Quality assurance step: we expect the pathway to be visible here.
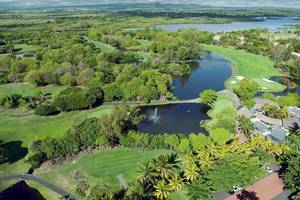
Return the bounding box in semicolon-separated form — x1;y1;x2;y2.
104;89;238;106
0;174;79;200
104;98;201;106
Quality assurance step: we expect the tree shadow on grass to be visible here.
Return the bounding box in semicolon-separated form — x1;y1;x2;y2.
0;140;28;164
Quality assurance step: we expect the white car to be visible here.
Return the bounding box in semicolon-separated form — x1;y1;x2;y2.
233;185;242;192
264;166;273;173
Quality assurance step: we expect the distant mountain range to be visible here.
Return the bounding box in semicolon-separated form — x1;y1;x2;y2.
0;0;300;10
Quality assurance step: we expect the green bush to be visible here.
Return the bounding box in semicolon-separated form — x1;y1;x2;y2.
209;128;232;145
277;93;300;107
34;104;60;116
262;93;276;101
53;89;91;112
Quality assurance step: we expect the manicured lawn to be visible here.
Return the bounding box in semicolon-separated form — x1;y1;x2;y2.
84;36;116;53
202;44;286;92
208;94;236;118
0;105;113;176
39;148;172;198
205;93;237;135
0;82;65;96
14;44;38;53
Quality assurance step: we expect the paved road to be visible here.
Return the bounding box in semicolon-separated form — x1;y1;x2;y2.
0;174;79;200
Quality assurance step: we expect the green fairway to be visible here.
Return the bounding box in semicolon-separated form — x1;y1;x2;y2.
84;37;116;53
0;82;65;96
0;105;113;176
38;148;172;197
14;44;38;53
202;44;286;92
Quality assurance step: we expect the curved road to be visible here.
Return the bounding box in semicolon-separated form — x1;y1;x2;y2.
0;174;79;200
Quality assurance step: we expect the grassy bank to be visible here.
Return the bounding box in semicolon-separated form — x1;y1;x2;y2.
38;148;172;199
202;44;286;92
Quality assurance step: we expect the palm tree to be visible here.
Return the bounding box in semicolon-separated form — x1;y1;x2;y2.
184;163;200;182
137;161;152;182
167;174;183;192
182;152;196;167
154;180;170;200
198;153;214;171
151;153;180;180
127;181;146;200
238;116;254;138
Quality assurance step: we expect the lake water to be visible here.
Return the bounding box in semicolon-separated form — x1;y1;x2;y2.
137;51;232;134
158;17;300;32
173;51;231;100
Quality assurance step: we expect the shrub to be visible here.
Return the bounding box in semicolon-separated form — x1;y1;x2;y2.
3;94;22;108
199;89;217;106
34;104;60;116
277;93;300;107
0;93;6;106
53;89;91;111
234;79;259;101
209;128;232;145
243;98;255;109
96;135;110;147
178;138;190;152
148;135;166;149
262;93;276;101
189;133;208;150
164;134;180;150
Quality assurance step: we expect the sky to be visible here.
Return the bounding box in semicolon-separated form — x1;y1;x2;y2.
0;0;300;9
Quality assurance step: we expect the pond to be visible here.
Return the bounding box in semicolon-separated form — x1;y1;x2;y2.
137;51;232;134
157;17;300;32
173;51;231;100
137;104;210;135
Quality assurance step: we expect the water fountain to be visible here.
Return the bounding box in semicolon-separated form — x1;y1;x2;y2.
149;107;160;123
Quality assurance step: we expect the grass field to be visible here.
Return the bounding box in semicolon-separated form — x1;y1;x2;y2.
14;44;38;53
38;148;172;199
0;105;113;176
0;82;65;96
202;44;286;92
205;93;237;134
84;36;116;53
